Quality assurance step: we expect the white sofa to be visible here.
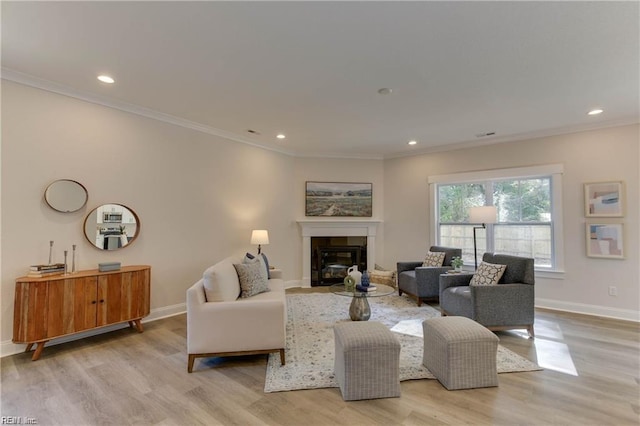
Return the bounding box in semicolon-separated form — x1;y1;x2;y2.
186;255;286;373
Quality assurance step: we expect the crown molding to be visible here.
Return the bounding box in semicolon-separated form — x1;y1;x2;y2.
1;68;298;157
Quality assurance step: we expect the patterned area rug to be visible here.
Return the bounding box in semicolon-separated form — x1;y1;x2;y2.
264;293;541;393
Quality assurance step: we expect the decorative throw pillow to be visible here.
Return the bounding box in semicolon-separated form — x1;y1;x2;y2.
244;252;271;279
234;260;270;298
203;257;241;302
423;251;446;267
370;269;397;287
469;262;507;286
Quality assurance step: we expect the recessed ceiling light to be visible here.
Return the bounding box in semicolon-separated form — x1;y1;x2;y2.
276;134;286;139
377;88;392;95
408;140;417;145
97;75;115;84
587;108;603;115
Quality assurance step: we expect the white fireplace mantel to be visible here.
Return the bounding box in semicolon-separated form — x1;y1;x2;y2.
297;219;382;287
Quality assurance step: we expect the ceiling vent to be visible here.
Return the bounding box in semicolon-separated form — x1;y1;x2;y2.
475;132;496;138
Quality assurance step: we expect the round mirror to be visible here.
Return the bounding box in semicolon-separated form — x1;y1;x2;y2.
44;179;88;213
83;204;140;250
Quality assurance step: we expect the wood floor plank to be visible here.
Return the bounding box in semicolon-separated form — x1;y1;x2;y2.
1;289;638;425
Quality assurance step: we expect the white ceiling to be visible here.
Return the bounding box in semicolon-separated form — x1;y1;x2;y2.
2;1;639;159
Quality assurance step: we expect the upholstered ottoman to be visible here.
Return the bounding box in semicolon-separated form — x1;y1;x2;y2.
333;321;401;401
422;316;499;390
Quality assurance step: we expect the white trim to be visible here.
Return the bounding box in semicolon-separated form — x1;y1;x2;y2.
536;298;640;322
428;163;564;184
0;302;186;358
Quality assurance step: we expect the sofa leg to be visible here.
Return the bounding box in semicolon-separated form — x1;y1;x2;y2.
188;354;196;373
279;349;286;366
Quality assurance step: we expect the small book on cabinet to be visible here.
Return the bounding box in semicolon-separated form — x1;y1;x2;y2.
29;263;65;271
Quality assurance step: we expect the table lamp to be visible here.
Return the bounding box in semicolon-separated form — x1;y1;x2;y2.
469;206;497;269
251;230;269;254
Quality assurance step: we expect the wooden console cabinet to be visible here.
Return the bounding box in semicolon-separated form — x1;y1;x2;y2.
13;265;151;360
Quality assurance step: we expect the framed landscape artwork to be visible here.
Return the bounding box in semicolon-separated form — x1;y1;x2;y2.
586;223;624;259
584;181;624;217
305;182;372;217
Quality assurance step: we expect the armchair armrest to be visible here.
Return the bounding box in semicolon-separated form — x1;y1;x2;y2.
397;261;423;275
470;283;535;326
439;273;474;293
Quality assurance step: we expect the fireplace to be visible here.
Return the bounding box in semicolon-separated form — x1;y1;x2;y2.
297;220;381;288
311;236;367;286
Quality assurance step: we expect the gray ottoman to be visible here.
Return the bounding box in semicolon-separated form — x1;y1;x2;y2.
422;316;499;390
334;321;401;401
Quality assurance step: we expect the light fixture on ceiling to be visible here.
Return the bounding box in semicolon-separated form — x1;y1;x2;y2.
408;140;417;145
587;108;603;115
97;75;115;84
377;88;392;95
276;134;286;139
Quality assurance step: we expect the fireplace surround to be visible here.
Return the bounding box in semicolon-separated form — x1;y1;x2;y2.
297;220;381;288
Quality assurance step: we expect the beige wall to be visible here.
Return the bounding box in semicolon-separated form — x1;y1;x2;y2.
2;80;638;356
383;125;640;319
0;81;299;350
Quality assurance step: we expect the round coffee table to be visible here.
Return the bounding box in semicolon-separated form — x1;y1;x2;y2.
330;283;395;321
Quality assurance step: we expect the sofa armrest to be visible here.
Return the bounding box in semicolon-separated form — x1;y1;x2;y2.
397;261;423;275
439;273;474;293
269;268;282;279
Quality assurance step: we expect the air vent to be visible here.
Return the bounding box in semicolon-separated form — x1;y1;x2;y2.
247;129;261;135
475;132;496;138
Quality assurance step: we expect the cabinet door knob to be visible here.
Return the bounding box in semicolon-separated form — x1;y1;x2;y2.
91;300;97;304
99;299;105;303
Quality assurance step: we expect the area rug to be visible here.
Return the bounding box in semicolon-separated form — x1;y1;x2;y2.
264;293;541;393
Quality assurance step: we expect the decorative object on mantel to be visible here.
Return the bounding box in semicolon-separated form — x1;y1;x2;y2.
584;181;624;217
250;229;269;254
44;179;88;213
63;250;68;275
71;244;77;273
305;181;372;217
99;262;122;272
48;240;54;265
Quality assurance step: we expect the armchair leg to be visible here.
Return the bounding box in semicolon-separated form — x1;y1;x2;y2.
398;288;403;296
188;354;196;373
527;324;535;339
279;349;286;365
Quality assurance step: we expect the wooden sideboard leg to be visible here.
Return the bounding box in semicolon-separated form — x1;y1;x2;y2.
25;343;34;353
31;342;47;361
133;319;144;333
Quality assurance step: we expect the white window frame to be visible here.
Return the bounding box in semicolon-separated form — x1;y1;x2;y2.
428;164;565;279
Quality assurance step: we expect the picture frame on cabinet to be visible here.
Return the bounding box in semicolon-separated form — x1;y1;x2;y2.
586;222;625;259
584;181;624;217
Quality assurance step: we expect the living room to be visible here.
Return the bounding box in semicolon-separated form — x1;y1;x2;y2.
1;1;639;425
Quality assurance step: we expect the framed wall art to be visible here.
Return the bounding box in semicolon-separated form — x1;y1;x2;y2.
586;223;624;259
584;181;624;217
305;181;372;217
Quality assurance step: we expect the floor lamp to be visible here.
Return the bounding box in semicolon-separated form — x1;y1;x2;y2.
469;206;497;270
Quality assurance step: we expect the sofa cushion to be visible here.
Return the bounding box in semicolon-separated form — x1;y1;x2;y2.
245;252;271;279
203;257;241;302
234;260;270;298
423;251;445;267
470;262;507;286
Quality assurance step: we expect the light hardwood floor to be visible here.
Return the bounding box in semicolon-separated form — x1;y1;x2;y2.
2;288;639;426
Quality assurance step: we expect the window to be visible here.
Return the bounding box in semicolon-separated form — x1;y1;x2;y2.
429;165;564;273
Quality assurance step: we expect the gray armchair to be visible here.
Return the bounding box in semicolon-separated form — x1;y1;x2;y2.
397;246;462;306
439;253;535;337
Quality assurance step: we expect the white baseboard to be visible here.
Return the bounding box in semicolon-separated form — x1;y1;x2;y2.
536;298;639;322
1;302;186;358
284;279;304;289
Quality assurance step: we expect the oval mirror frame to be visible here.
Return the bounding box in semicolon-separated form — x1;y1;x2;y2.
44;179;88;213
83;203;140;251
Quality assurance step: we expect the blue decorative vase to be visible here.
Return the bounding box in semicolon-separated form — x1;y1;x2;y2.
361;270;370;287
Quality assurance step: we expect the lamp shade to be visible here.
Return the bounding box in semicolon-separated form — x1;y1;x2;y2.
469;206;497;224
250;230;269;245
